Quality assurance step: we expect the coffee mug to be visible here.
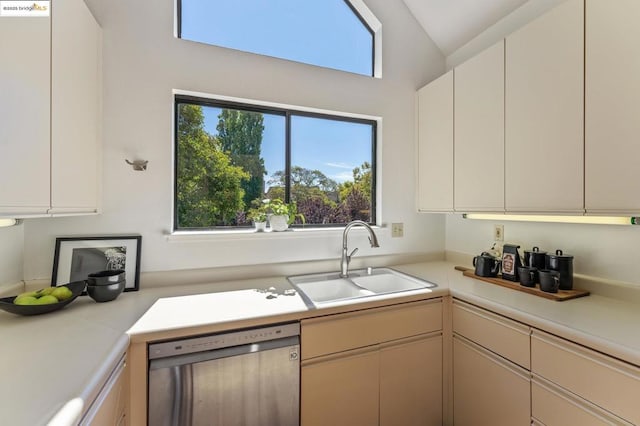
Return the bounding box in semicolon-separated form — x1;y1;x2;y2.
518;266;537;288
539;270;561;293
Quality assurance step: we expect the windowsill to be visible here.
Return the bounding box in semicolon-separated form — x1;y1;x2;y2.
166;225;386;242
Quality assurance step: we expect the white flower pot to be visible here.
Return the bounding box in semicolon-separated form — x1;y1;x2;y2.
269;215;289;231
254;221;267;232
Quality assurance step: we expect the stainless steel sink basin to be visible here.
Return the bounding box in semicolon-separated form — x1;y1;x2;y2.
288;267;436;307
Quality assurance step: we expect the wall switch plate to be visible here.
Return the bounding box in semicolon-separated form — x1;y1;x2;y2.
391;223;404;238
494;224;504;242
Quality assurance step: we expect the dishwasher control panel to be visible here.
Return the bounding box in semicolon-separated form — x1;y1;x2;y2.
148;322;300;359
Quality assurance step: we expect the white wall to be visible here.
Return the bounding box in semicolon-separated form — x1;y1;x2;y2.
0;223;23;286
446;0;565;69
446;215;640;285
20;0;446;281
444;0;640;286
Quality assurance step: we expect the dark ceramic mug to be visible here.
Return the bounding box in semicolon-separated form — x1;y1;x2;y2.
518;266;537;287
539;269;561;293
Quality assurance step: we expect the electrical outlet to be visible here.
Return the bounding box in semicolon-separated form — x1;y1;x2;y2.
494;224;504;242
391;223;404;238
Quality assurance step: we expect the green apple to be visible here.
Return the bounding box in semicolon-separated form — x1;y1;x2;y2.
37;287;56;296
33;295;58;305
14;296;38;305
16;291;39;299
51;286;73;301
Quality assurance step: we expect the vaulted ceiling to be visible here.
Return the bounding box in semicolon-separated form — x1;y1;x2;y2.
402;0;528;56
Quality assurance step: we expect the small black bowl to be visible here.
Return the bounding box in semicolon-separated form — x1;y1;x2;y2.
87;270;125;286
0;281;86;316
86;280;125;303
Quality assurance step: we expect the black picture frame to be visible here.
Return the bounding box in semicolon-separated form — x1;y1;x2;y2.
52;235;141;291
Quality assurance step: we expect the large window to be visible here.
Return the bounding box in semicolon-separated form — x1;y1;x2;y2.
178;0;375;76
174;96;376;231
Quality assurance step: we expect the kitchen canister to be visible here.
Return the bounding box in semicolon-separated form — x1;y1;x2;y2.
524;246;547;270
545;249;574;290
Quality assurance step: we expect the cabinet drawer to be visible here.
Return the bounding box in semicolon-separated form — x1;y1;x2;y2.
302;299;442;359
453;299;530;368
532;330;640;424
532;375;631;426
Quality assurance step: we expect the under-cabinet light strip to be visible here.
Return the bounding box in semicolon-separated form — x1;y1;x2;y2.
0;219;18;228
463;214;637;226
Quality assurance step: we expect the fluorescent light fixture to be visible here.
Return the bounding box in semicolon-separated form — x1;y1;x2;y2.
462;213;636;226
0;218;19;228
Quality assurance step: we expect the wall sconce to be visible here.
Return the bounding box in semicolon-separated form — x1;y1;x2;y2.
463;213;638;226
125;159;148;171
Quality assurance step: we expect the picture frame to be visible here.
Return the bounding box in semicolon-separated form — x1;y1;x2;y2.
52;235;141;291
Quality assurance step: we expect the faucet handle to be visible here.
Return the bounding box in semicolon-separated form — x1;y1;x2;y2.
348;247;359;260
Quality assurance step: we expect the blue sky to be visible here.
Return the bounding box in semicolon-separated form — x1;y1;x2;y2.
180;0;373;76
203;107;372;185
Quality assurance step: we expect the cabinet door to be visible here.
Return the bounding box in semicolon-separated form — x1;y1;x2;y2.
417;71;454;212
585;0;640;214
80;357;128;426
380;334;442;426
301;347;379;426
505;0;584;213
0;15;51;215
453;335;530;426
454;41;504;212
50;0;100;213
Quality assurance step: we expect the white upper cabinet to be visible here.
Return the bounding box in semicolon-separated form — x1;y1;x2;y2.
585;0;640;214
417;71;454;212
51;0;101;214
454;41;505;212
0;16;51;215
0;0;101;217
504;0;584;213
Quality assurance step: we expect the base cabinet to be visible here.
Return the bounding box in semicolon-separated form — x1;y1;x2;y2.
532;330;640;425
301;347;380;426
380;335;443;426
532;375;632;426
301;299;443;426
80;356;128;426
453;335;530;426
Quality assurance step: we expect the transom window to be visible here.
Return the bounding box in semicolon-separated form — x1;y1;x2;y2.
174;96;377;231
178;0;375;76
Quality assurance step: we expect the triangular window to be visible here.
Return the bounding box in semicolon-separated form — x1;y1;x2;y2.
178;0;378;77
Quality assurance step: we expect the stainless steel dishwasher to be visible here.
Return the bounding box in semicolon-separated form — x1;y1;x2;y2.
148;322;300;426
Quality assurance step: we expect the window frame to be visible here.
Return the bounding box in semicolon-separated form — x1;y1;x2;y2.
175;0;377;77
173;94;378;231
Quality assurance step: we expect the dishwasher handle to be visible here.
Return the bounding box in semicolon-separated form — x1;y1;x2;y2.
149;335;299;370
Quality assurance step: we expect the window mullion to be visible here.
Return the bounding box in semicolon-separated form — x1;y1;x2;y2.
284;112;292;204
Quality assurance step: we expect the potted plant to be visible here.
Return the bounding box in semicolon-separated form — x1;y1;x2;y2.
264;199;304;231
247;207;268;232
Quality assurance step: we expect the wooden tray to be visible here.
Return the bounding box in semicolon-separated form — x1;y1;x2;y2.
455;266;589;301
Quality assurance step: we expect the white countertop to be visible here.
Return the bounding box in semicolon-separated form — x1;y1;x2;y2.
1;260;640;425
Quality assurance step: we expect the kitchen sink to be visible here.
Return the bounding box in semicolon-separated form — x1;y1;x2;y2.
288;267;436;307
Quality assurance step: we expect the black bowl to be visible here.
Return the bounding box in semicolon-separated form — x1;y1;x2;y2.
86;280;125;303
0;281;86;316
87;270;126;286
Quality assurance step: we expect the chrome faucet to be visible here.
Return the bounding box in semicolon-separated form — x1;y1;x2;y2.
340;220;380;278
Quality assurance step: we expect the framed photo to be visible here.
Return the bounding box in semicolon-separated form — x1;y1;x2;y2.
52;235;141;291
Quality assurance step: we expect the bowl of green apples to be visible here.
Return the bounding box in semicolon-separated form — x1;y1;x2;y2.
0;281;86;316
